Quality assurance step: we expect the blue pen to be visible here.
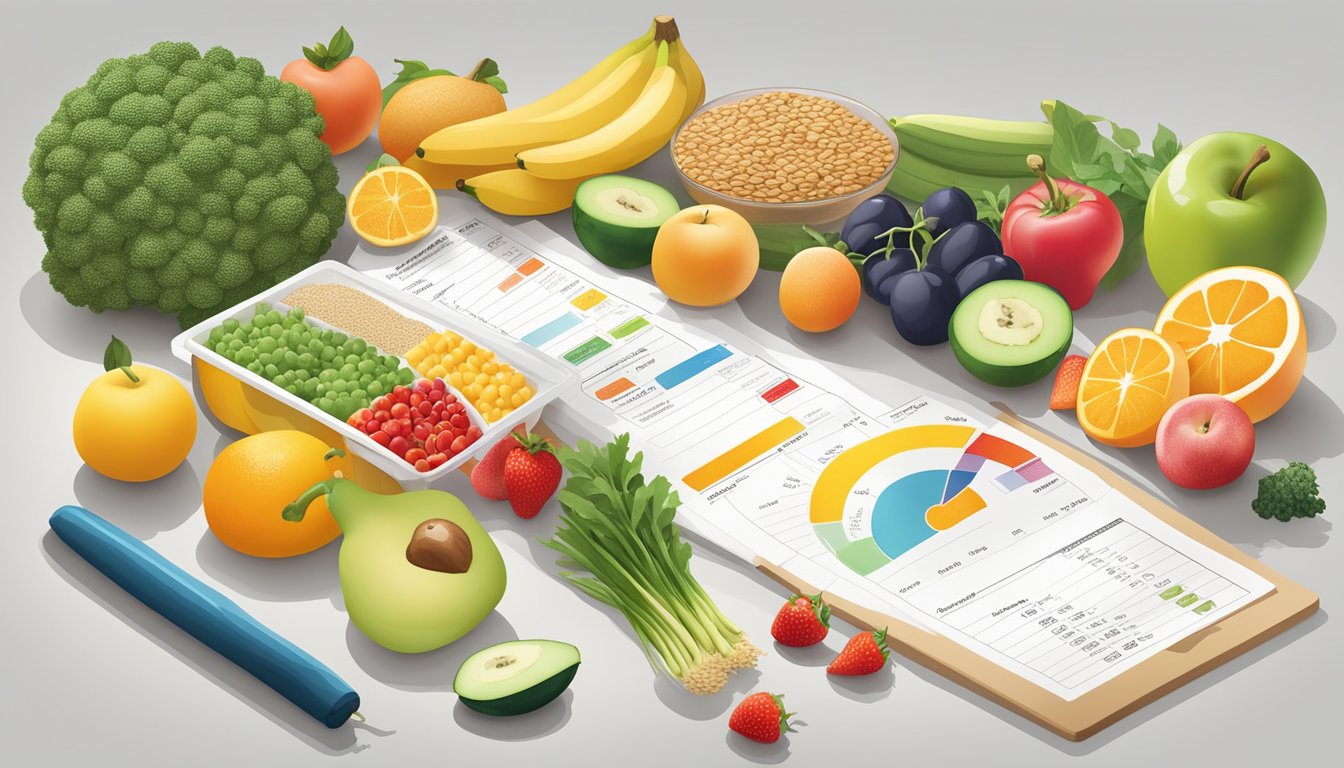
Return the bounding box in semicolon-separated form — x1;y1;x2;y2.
49;505;361;729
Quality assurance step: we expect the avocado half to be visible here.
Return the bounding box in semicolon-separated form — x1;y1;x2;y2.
572;175;679;269
454;639;580;716
950;280;1073;387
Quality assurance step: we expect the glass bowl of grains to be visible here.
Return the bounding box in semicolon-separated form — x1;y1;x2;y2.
670;88;899;226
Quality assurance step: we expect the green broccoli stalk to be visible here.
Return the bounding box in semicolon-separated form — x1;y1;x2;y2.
22;42;346;329
1252;462;1326;522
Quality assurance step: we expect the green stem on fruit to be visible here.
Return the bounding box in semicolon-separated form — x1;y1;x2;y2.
1230;144;1271;200
282;479;340;522
455;179;477;198
118;366;140;384
1027;154;1070;213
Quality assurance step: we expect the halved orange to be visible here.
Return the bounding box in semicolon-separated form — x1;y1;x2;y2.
348;166;439;247
1076;328;1189;447
1153;266;1305;423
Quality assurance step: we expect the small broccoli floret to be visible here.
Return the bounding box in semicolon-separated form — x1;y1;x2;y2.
24;42;344;328
1253;462;1326;522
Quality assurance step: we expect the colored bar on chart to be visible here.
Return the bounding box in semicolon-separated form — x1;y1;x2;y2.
595;377;635;401
518;258;545;276
571;288;606;311
761;378;799;403
1160;585;1184;600
995;470;1027;491
497;273;523;292
563;336;612;365
521;313;581;347
943;469;977;502
655;345;732;390
1193;600;1216;615
610;316;651;339
966;433;1037;468
1016;458;1053;482
926;488;987;530
683;416;804;491
1176;593;1200;608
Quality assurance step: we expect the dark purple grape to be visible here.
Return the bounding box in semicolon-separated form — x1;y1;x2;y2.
921;188;978;238
888;267;959;346
863;248;917;303
955;254;1024;298
927;221;1003;276
841;194;913;255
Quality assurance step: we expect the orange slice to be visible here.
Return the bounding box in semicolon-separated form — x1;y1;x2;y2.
1153;266;1305;423
348;166;440;247
1076;328;1189;447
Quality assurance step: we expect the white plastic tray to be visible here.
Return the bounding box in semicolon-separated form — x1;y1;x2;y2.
171;261;578;488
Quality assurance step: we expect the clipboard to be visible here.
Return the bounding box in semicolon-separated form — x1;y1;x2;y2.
754;408;1320;741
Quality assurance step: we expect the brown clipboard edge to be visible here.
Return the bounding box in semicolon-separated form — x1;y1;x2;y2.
753;406;1319;741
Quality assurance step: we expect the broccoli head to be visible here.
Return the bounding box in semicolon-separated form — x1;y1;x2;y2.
1252;461;1326;522
22;41;346;328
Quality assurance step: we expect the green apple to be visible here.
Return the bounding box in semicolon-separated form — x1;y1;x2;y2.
1145;132;1326;295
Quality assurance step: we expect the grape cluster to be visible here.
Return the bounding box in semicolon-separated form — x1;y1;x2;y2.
208;305;414;421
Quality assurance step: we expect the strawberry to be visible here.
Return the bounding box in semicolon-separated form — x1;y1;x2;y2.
729;692;795;744
770;593;830;647
502;432;562;519
1050;354;1087;410
469;422;526;500
827;627;890;676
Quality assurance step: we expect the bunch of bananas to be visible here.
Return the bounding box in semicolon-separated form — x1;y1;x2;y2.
407;16;704;217
886;114;1054;203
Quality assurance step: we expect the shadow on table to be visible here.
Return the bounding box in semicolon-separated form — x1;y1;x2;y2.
71;462;201;539
195;531;344;606
39;530;369;756
724;724;794;764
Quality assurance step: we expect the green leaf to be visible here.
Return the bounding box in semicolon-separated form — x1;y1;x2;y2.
1099;194;1148;290
1152;123;1181;166
1109;121;1142;152
364;153;400;173
303;27;356;71
471;58;500;80
327;27;355;64
103;335;140;383
104;335;132;372
481;76;508;94
975;185;1012;232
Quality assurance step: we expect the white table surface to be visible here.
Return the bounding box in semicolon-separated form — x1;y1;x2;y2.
4;0;1339;765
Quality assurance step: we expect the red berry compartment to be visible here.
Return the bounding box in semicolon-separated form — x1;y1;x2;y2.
347;377;487;473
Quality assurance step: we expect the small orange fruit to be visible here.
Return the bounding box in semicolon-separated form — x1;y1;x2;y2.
73;364;197;482
348;165;439;247
1076;328;1189;448
203;431;347;558
1153;266;1306;423
780;247;860;332
378;75;506;162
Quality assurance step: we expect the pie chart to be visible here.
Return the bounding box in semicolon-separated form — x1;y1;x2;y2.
810;424;1054;575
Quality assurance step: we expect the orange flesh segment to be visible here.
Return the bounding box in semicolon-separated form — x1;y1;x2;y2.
350;168;438;245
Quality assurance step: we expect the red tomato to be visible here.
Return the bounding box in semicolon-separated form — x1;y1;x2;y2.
1002;175;1123;310
280;56;380;155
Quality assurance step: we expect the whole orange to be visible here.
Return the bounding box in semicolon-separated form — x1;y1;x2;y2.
73;365;197;482
203;431;346;558
651;205;759;306
780;247;861;332
379;76;507;162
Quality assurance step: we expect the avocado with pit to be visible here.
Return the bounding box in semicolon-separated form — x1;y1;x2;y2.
454;639;580;716
950;280;1072;387
572;175;680;269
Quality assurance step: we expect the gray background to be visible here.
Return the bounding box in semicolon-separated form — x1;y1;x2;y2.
3;0;1339;764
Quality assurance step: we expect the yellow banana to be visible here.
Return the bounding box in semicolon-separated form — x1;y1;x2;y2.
516;42;686;181
666;28;705;121
423;19;656;138
456;169;590;217
399;155;513;190
417;44;659;165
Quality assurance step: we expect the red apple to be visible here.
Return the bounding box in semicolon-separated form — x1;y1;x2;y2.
1155;395;1255;489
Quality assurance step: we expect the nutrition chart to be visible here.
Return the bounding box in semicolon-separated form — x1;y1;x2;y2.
349;203;1272;701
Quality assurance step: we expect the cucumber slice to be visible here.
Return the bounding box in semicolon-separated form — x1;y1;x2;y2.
950;280;1072;387
572;175;679;269
454;639;580;716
